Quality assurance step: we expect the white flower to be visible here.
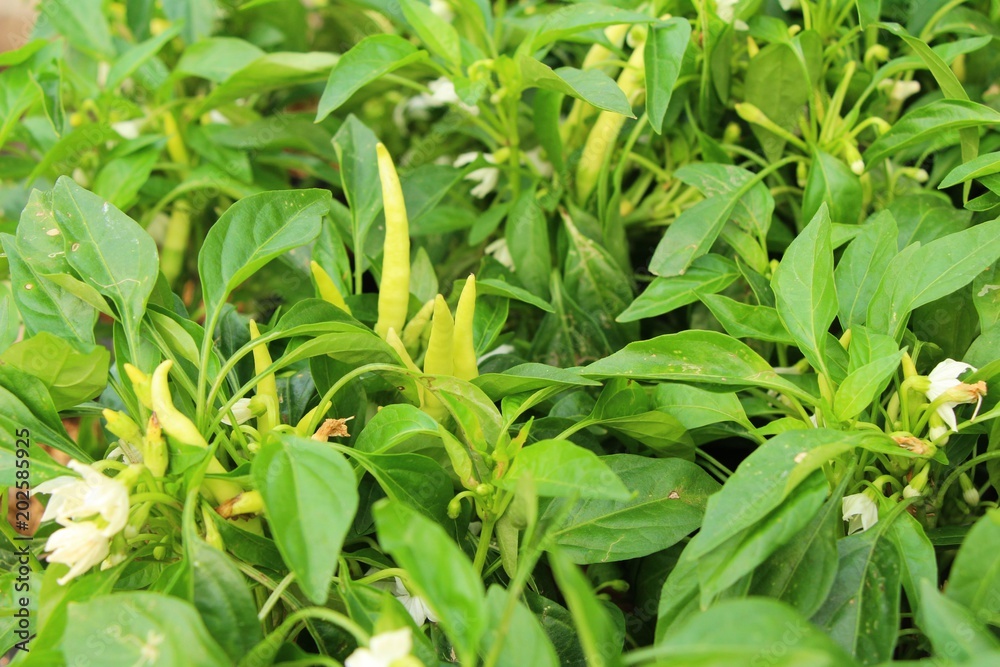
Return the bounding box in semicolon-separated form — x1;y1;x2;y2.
372;575;439;626
779;0;800;10
850;159;865;175
890;80;921;102
429;0;454;23
44;522;111;585
106;440;143;465
842;493;879;534
454;152;499;198
33;460;129;536
345;627;413;667
395;77;480;130
523;147;553;178
484;238;514;270
924;359;986;431
221;398;255;426
112;120;142;140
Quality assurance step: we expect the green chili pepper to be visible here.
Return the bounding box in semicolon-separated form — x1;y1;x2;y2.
387;327;420;373
576;33;647;202
401;298;435;357
249;320;279;436
452;274;478;381
374;143;411;340
422;294;454;422
309;260;351;314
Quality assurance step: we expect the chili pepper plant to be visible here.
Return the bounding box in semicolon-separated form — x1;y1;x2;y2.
3;0;1000;666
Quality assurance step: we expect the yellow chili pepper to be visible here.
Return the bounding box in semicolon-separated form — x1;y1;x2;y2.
249;320;279;436
309;260;351;314
144;414;168;479
374;143;411;340
149;360;241;503
576;32;647;202
452;275;478;381
422;295;454;422
401;298;435;357
102;409;143;451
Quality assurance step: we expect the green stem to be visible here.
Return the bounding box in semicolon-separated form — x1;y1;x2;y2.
258;572;296;621
472;515;497;577
935;451;1000;507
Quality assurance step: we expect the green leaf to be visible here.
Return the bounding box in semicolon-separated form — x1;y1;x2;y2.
945;509;1000;619
749;479;845;617
835;211;898;328
675;164;774;241
648;599;858;666
353;403;439;454
40;0;114;59
162;0;219;44
584;330;814;402
531;4;652;49
648;195;739;278
701;294;797;344
544;455;719;563
28;124;120;182
174;37;265;82
856;0;881;28
519;57;634;117
92;146;162;209
473;364;599;400
891;193;970;248
863;99;1000;165
744;41;814;161
252;433;358;604
332;115;382;281
889;511;937;609
106;24;183;89
653;384;752;431
198;189;330;323
505;187;552;300
0;332;108;410
867;218;1000;338
188;538;262;661
2;207;98;345
548;548;623;666
696;471;829;602
804;152;862;224
374;500;486;663
400;0;460;67
50;177;159;335
691;429;892;559
917;580;1000;661
198;51;339;112
496;439;630;500
940;150;1000;189
350;450;454;527
811;526;901;664
316;35;427;121
645;18;691;133
619;254;738;322
772;204;837;376
62;592;230;666
833;351;903;421
482;586;560;667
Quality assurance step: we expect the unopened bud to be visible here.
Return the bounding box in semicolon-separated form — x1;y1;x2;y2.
903;465;930;499
959;473;979;507
447;497;463;519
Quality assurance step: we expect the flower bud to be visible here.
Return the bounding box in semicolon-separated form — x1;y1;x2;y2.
124;363;153;409
447;497;463;519
903;465;930;499
102;409;143;449
959;473;979;507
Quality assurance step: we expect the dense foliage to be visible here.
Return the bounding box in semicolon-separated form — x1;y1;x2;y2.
3;0;1000;665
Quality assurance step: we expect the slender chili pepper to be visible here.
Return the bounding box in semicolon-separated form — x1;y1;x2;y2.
374;143;411;340
386;327;420;373
160;200;191;286
576;31;648;203
249;320;279;436
150;360;241;503
422;295;454;422
309;260;351;314
452;275;478;381
401;298;435;357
